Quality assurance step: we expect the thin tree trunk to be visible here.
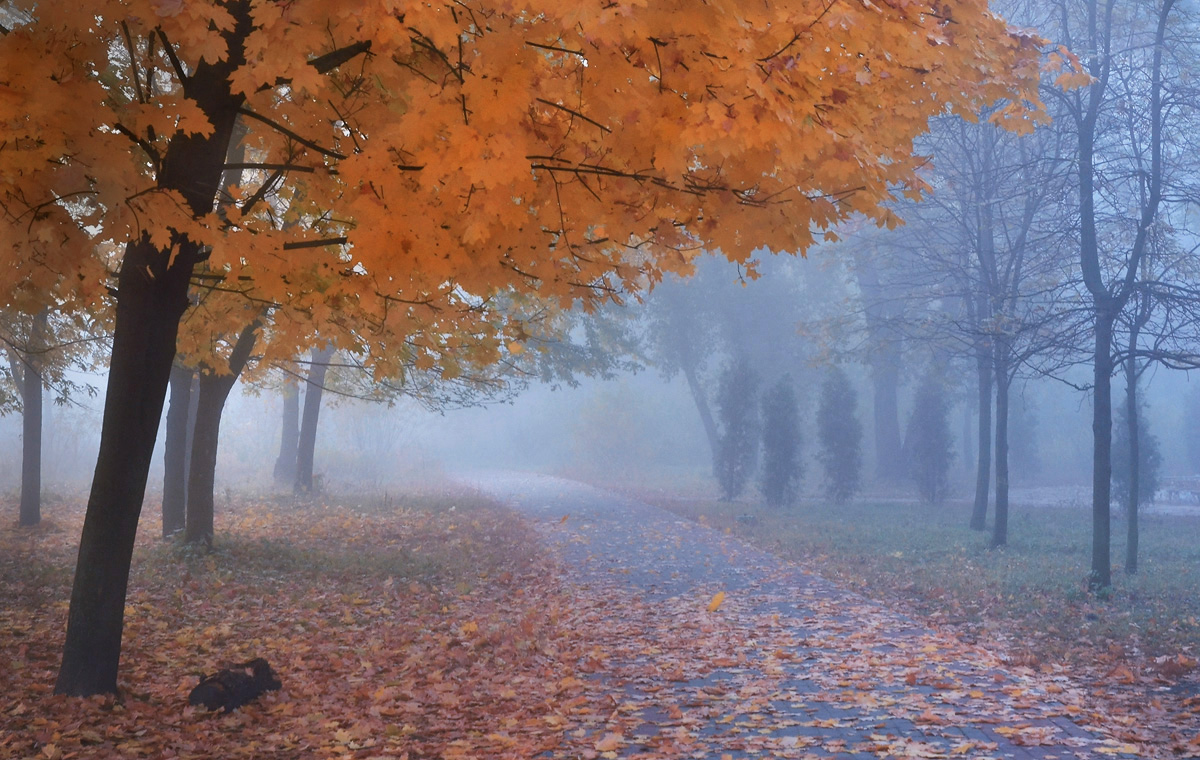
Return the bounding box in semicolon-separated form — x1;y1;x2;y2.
991;364;1010;548
853;249;905;482
161;363;194;537
55;3;252;695
54;234;195;695
295;345;334;494
273;377;300;484
184;321;260;548
18;310;47;527
1090;312;1115;590
682;361;719;465
1125;355;1140;574
970;344;993;531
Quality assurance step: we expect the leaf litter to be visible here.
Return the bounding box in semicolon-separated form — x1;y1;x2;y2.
2;481;1191;759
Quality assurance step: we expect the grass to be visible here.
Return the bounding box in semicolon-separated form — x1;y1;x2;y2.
639;492;1200;667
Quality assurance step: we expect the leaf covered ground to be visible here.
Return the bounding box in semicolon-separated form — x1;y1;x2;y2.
632;487;1200;759
4;480;1197;759
1;488;598;759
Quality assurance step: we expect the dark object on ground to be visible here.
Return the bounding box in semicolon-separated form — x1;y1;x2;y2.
188;658;282;713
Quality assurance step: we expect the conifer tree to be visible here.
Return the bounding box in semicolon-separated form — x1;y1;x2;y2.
760;375;802;508
816;367;863;504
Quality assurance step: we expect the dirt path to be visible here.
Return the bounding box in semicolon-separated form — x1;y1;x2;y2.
467;471;1140;760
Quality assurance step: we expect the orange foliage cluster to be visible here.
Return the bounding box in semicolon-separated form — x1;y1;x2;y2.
0;0;1059;373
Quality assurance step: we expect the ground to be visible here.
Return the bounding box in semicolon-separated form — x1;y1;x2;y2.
1;476;1195;758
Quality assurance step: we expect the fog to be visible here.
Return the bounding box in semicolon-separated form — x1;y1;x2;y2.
7;252;1200;510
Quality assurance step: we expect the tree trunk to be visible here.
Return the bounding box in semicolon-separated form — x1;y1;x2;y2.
161;363;195;537
1124;357;1140;574
18;310;47;527
970;344;993;531
54;234;195;696
55;3;252;695
295;345;334;493
682;360;719;465
871;354;904;482
1090;312;1115;590
273;377;300;484
184;321;260;548
991;365;1010;549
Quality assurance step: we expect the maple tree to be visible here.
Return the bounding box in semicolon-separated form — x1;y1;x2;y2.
2;0;1056;696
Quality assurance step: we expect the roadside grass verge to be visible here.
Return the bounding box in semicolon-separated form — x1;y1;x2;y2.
640;493;1200;669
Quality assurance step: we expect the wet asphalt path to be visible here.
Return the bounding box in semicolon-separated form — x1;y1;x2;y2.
464;471;1125;760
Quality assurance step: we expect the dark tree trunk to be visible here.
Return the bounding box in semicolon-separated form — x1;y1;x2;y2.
991;363;1011;548
273;377;300;484
682;361;719;465
184;321;260;548
970;344;993;531
161;363;195;537
1125;356;1140;574
295;346;334;493
1090;312;1115;590
55;3;252;696
54;235;195;696
18;310;47;527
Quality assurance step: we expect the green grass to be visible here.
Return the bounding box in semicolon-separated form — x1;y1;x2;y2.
648;495;1200;663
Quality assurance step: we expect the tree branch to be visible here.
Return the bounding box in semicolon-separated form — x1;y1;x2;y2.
310;40;372;74
536;99;612;133
282;237;348;250
238;107;347;160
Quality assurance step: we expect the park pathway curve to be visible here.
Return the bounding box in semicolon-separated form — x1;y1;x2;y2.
465;471;1136;760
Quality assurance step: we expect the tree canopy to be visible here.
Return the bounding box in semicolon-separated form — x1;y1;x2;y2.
3;0;1062;339
0;0;1071;697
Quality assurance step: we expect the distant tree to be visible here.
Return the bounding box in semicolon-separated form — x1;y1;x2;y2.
816;367;863;503
714;359;760;500
1008;393;1041;484
1187;384;1200;474
1;310;102;527
273;376;301;486
906;372;955;504
1112;392;1162;511
759;376;802;508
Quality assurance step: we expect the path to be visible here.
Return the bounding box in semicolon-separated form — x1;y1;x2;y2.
466;471;1137;760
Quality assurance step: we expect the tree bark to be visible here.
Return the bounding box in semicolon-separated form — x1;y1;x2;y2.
18;310;47;527
991;360;1010;549
1124;355;1140;574
54;234;195;695
161;363;195;537
273;377;300;484
55;2;252;696
184;321;260;548
1090;312;1115;590
295;345;334;493
970;343;993;531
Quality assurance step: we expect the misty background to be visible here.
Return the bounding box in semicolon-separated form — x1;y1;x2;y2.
6;249;1200;507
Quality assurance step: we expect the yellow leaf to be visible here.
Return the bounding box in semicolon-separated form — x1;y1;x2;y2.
595;733;622;752
707;591;726;612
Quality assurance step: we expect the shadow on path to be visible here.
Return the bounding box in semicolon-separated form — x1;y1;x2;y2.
465;471;1135;760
